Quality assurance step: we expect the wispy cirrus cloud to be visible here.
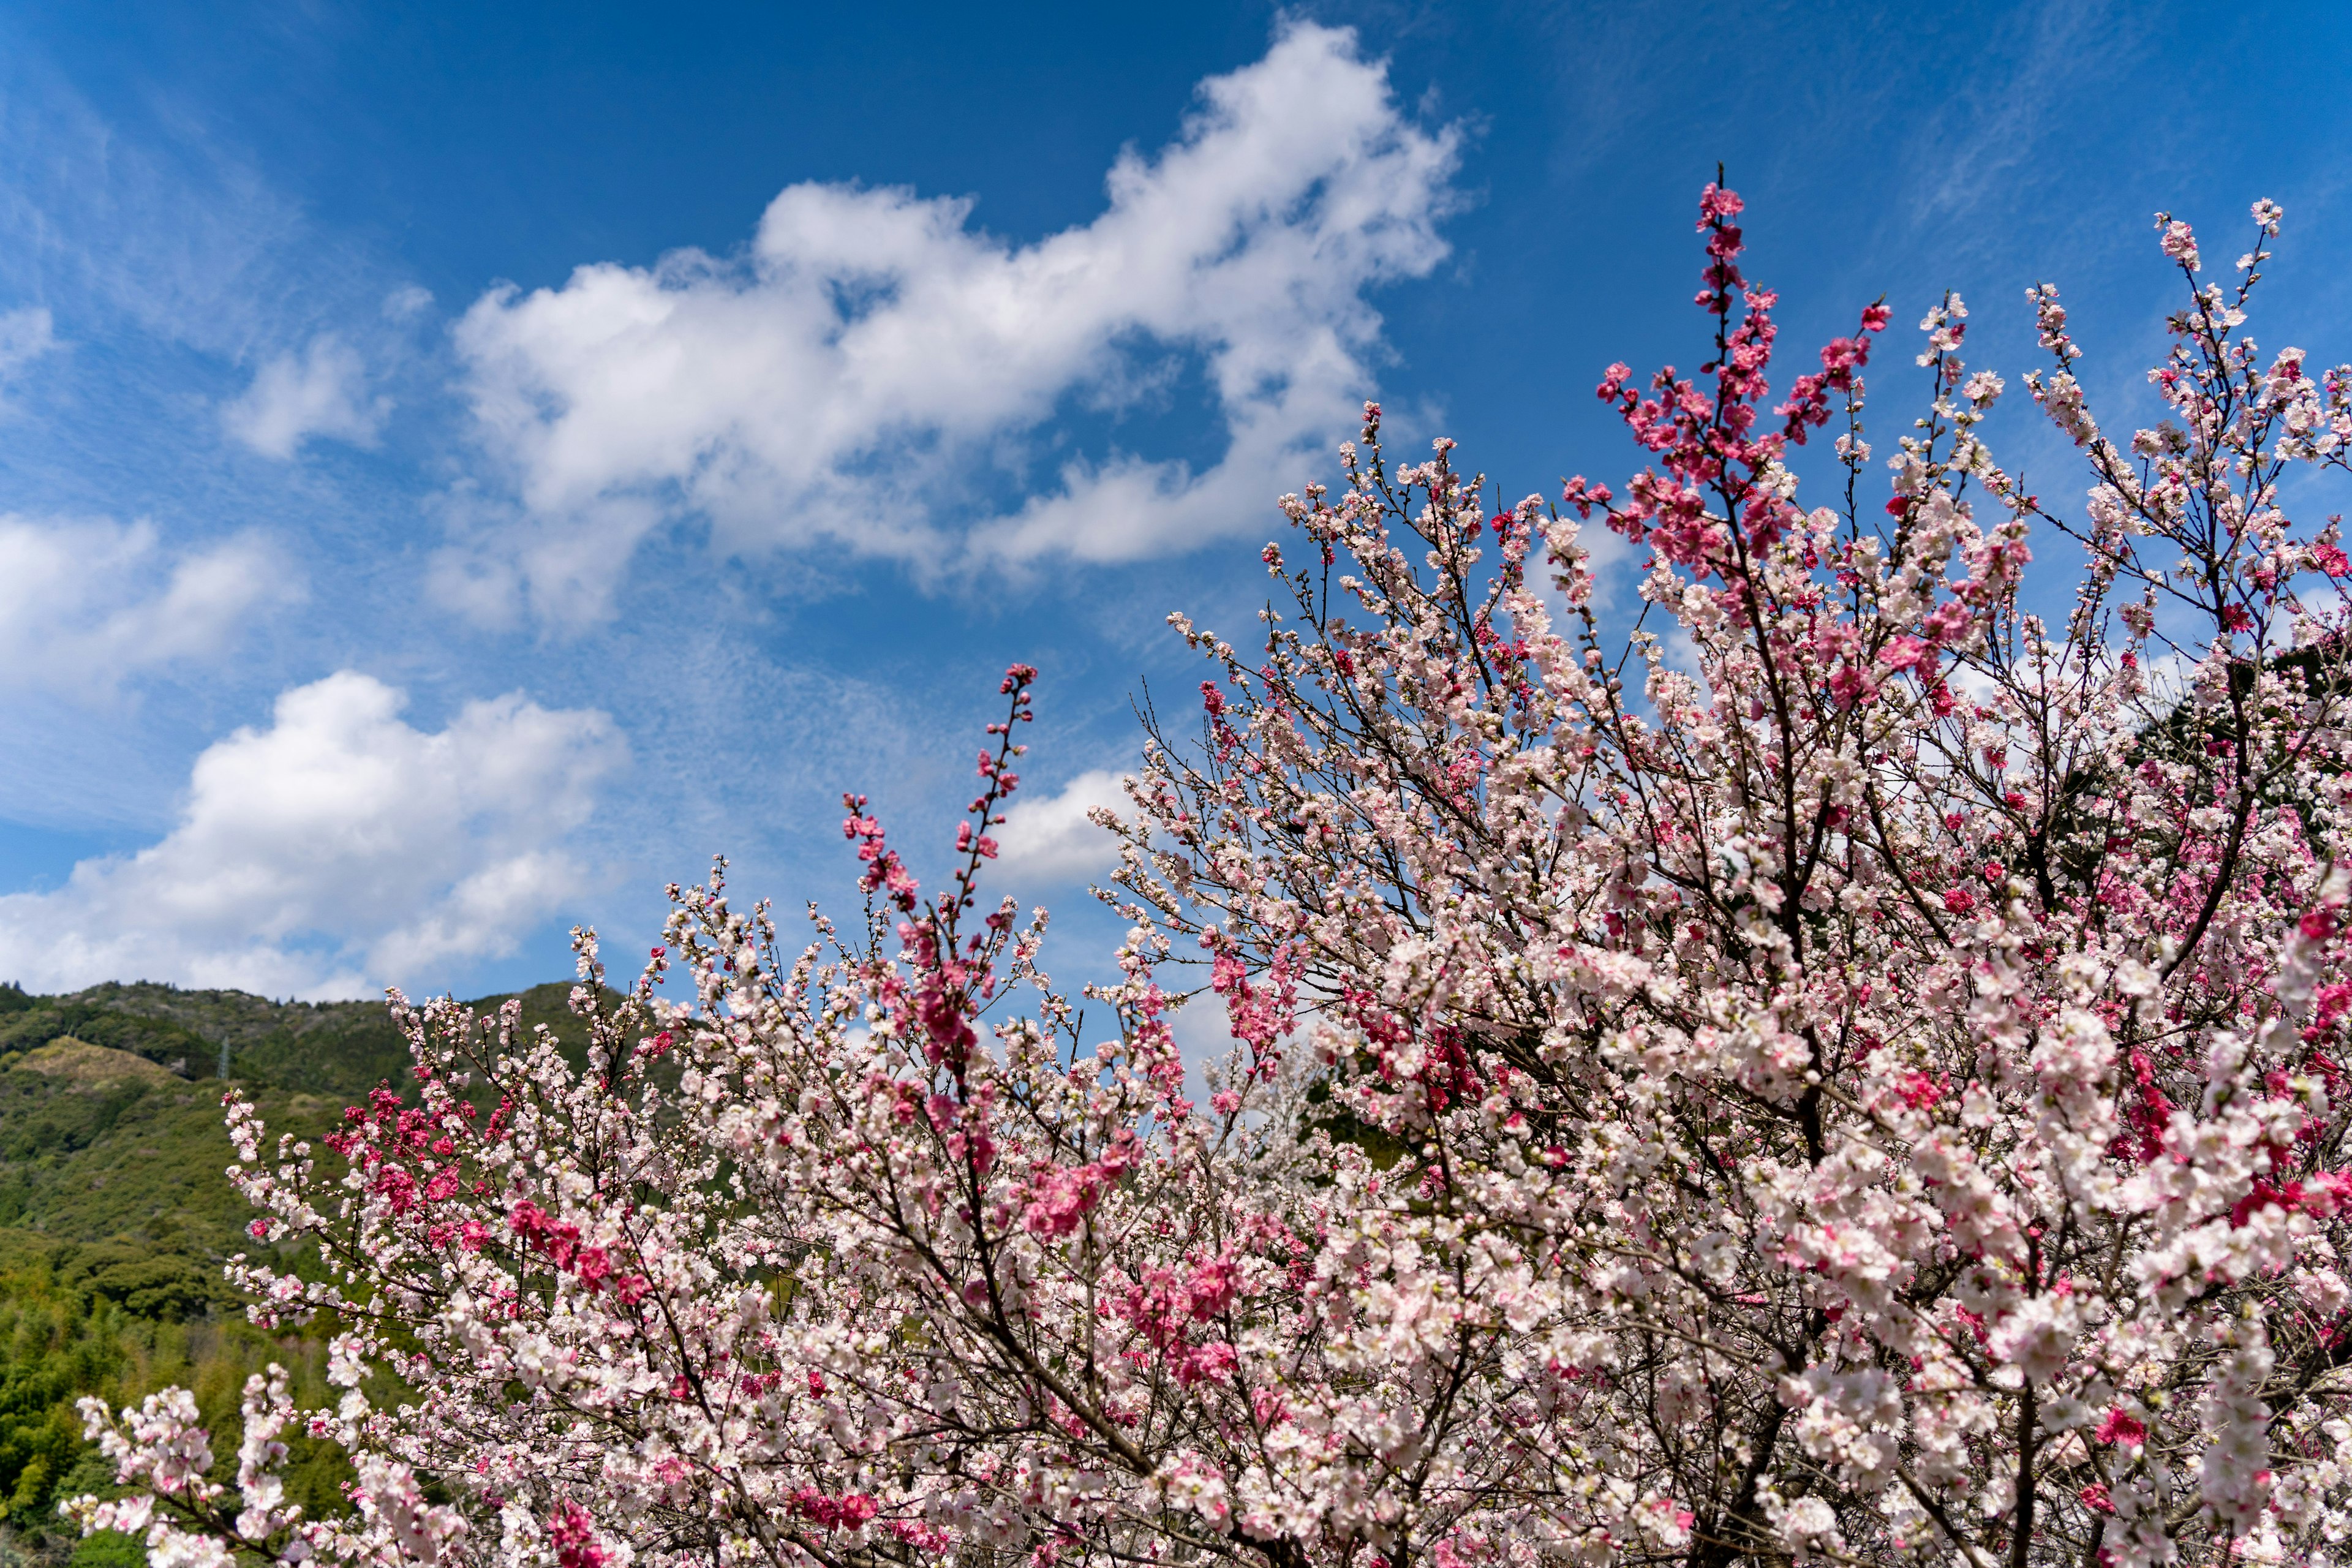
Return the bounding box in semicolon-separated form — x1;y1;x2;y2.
0;304;54;388
437;22;1464;623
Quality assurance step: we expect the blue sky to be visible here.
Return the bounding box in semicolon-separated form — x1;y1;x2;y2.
0;0;2343;1002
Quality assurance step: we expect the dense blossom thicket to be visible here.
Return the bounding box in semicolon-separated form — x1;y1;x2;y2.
66;187;2352;1568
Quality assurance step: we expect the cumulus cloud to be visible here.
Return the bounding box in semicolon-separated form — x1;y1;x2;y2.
993;767;1133;884
443;22;1462;620
0;672;625;998
222;333;386;458
0;515;295;692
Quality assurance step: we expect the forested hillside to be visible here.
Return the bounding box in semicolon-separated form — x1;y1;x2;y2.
0;980;586;1566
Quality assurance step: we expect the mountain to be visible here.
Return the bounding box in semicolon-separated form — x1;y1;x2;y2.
0;979;592;1563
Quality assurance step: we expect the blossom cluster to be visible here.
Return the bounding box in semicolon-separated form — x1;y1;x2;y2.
63;189;2352;1568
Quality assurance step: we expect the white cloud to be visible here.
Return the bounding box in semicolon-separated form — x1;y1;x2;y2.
443;22;1462;620
222;333;387;458
994;767;1133;884
0;515;296;692
0;672;625;998
0;306;56;384
382;284;433;320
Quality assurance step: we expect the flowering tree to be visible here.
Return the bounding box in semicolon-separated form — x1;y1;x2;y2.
67;187;2352;1568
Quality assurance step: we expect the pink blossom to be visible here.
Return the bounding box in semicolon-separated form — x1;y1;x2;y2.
72;182;2352;1568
